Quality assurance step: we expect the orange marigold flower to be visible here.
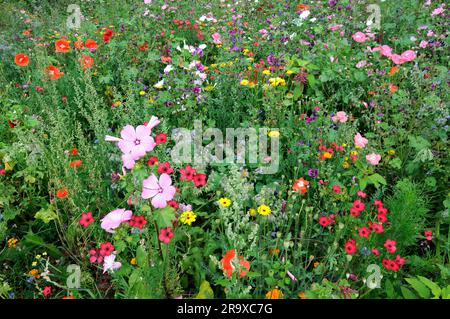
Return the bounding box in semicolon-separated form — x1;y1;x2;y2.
55;38;70;53
266;288;283;299
15;53;29;67
56;188;69;199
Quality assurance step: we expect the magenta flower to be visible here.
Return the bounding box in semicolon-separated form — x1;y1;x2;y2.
158;227;174;244
101;208;133;233
142;173;176;208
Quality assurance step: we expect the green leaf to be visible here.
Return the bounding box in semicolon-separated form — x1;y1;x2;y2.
417;276;441;298
401;286;417;299
34;206;57;224
154;206;175;228
405;278;430;298
389;157;402;169
136;246;148;268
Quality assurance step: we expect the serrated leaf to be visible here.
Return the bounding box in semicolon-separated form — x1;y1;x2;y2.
34;206;57;224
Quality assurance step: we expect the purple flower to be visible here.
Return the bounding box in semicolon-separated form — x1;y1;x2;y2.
308;169;318;178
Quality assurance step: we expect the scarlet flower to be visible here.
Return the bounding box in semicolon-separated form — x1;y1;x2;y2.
155;133;167;144
147;156;158;166
180;165;197;181
14;53;29;67
70;148;78;156
384;239;397;254
221;249;250;278
158;227;174;244
371;248;380;256
129;215;147;229
344;239;357;255
56;188;69;199
157;161;173;174
357;190;367;198
372;223;384;233
55;38;70;53
349;207;360;217
42;286;52;297
193;173;207;187
319;216;331;227
85;39;98;49
358;227;371;238
168;200;179;210
103;29;113;43
378;206;388;214
161;56;171;64
382;258;390;269
292;177;309;194
389;260;399;271
79;55;94;69
79;212;94;228
377;213;387;223
100;242;115;256
373;200;384;207
139;42;149;51
89;249;103;264
0;169;6;175
395;255;405;265
424;230;433;241
332;185;341;194
389;66;398;75
46;65;64;80
70;159;82;168
389;83;398;94
352;199;365;212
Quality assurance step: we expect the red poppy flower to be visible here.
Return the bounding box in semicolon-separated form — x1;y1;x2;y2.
100;242;115;256
70;148;78;156
74;41;84;49
193;173;207;187
382;258;390;269
292;177;309;194
55;38;70;53
349;207;360;217
14;53;29;66
103;29;113;43
180;165;197;181
79;212;94;228
395;255;405;265
56;188;69;199
79;55;94;69
221;249;250;278
157;161;173;174
389;260;399;271
147;156;158;166
371;248;380;256
155;133;167;144
373;200;384;207
46;65;64;80
85;39;98;49
378;206;388;214
70;159;82;168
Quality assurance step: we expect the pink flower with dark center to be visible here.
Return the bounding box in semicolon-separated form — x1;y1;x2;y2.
158;227;174;244
180;165;197;181
142;173;176;208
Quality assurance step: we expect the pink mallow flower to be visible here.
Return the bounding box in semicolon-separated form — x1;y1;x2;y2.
103;254;122;273
354;133;368;148
352;32;367;43
212;32;222;45
101;208;133;233
105;116;160;169
142;173;176;208
366;153;382;166
331;111;348;123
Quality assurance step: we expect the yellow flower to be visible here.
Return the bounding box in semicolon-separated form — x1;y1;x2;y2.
31;261;37;267
324;152;332;159
243;49;249;55
350;151;358;156
210;64;218;68
35;254;41;259
240;79;249;86
314;262;320;268
7;237;18;248
266;288;283;299
179;210;197;226
29;269;39;277
42;252;47;256
220;63;226;68
203;66;209;71
248;208;256;216
268;130;280;138
342;162;350;169
130;258;137;266
204;85;214;92
219;197;232;207
388;149;396;155
257;204;271;216
286;70;294;75
269;77;286;87
342;143;347;148
262;69;271;76
139;90;146;96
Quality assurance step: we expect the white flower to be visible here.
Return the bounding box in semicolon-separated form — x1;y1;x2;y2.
164;64;173;74
103;254;122;273
299;10;311;20
154;79;164;89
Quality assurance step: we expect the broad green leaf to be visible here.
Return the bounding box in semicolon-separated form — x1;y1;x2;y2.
401;286;417;299
154;206;175;228
417;276;441;298
405;278;430;298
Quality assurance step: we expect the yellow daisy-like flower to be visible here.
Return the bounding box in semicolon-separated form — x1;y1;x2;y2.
266;288;283;299
7;237;18;248
269;77;286;87
257;205;271;216
219;197;232;207
210;64;218;68
286;70;294;75
248;208;256;216
240;79;249;86
139;90;146;96
268;130;280;138
130;258;137;266
262;69;271;76
342;162;350;169
388;149;396;155
350;151;358;156
323;152;332;159
31;261;37;267
179;210;197;226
